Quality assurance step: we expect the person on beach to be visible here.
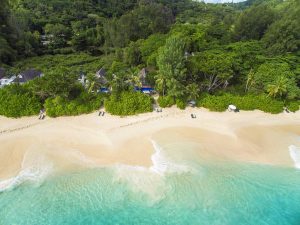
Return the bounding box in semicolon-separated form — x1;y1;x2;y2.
39;109;45;120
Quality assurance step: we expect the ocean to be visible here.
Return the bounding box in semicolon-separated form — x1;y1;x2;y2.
0;140;300;225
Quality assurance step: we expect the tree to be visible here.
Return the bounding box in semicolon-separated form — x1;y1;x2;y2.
267;76;288;99
190;50;234;92
124;42;142;66
0;0;17;64
157;35;187;96
155;73;167;96
127;68;142;88
253;62;299;100
262;2;300;54
245;69;255;93
167;78;186;100
186;83;199;101
30;68;79;99
234;4;275;40
86;73;101;93
45;23;71;49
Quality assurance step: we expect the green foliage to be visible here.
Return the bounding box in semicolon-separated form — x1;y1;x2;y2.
30;68;79;99
188;50;234;92
157;35;186;97
157;96;175;108
44;93;104;117
13;53;108;74
104;92;153;116
287;101;300;113
234;4;275;40
197;94;285;114
123;42;141;67
176;99;186;110
138;34;167;66
1;0;299;119
104;3;174;48
262;1;300;54
252;62;299;99
0;85;41;118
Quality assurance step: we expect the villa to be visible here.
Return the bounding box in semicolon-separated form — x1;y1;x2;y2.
0;68;16;88
138;68;154;94
15;69;43;84
96;68;109;93
0;76;17;88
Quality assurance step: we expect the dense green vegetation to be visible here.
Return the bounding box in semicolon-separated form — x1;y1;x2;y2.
44;93;104;117
197;94;286;114
0;0;299;117
0;85;41;118
105;92;153;116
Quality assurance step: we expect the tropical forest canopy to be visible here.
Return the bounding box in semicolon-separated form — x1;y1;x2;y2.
0;0;299;117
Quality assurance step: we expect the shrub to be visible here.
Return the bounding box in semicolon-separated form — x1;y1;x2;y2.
104;92;153;116
176;99;186;110
157;96;175;108
0;85;41;118
44;93;104;117
287;101;300;112
197;94;285;114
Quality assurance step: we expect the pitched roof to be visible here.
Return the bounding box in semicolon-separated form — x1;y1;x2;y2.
17;69;43;83
96;68;106;77
0;68;5;79
139;68;148;86
138;68;147;79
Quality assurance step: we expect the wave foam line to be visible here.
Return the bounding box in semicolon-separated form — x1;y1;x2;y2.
289;145;300;169
150;140;194;175
0;152;53;192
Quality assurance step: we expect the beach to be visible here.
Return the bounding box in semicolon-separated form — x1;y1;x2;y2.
1;108;300;225
0;107;299;182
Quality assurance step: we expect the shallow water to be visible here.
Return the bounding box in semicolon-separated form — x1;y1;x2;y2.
1;141;300;225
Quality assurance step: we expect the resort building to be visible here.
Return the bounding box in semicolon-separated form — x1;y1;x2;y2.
15;69;43;84
138;68;154;94
0;76;16;88
96;68;110;93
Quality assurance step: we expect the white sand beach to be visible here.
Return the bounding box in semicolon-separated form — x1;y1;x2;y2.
0;107;300;181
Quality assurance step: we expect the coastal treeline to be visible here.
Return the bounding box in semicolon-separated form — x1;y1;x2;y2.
0;0;299;117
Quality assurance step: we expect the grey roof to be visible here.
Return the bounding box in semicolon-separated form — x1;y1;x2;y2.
0;68;5;79
139;68;147;79
96;68;106;77
96;68;108;85
17;69;43;83
139;68;148;86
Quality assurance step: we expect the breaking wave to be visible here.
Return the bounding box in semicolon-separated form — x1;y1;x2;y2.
0;151;54;192
289;145;300;169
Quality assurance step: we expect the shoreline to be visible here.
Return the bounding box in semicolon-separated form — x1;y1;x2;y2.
0;107;300;183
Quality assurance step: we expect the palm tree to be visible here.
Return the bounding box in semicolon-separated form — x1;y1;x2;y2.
186;83;199;101
127;69;142;88
245;69;255;92
167;78;185;100
267;76;288;98
155;73;167;96
86;73;100;94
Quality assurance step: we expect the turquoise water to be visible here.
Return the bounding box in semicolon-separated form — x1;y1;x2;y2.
1;159;300;225
1;138;300;225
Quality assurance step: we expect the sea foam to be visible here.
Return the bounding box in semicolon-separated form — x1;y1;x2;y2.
289;145;300;169
0;151;53;192
150;140;194;175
